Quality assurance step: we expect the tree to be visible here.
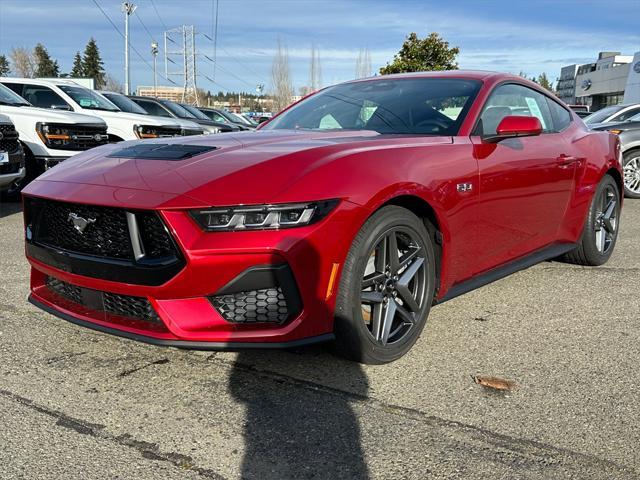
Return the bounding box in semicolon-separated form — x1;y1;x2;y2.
537;72;554;92
104;74;124;93
82;38;105;89
0;55;10;76
33;43;59;77
308;45;322;92
70;51;83;77
9;47;35;77
355;47;372;79
380;32;459;75
271;39;294;112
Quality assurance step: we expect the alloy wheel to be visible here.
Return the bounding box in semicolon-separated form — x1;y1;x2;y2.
360;228;427;346
623;156;640;195
594;184;618;254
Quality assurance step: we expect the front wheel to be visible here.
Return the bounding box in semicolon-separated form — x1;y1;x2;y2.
333;206;436;364
622;150;640;199
562;175;621;266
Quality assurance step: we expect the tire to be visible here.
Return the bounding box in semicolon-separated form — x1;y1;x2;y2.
562;175;621;266
333;206;436;364
622;149;640;199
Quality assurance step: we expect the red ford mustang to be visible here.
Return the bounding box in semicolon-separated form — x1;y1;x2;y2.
23;71;622;364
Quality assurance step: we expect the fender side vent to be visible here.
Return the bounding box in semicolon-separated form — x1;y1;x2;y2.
108;143;217;160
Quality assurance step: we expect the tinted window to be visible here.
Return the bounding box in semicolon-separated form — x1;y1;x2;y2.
132;99;171;117
180;104;212;120
611;106;640;122
477;83;553;136
546;98;571;131
264;78;482;135
583;105;626;124
22;84;71;110
0;83;31;106
160;100;196;118
103;93;149;115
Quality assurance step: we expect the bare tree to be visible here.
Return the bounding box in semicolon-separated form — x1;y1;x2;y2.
10;47;35;77
104;73;124;93
355;47;372;79
271;39;294;112
308;44;322;93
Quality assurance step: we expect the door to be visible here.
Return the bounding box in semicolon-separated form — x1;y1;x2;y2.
471;83;577;274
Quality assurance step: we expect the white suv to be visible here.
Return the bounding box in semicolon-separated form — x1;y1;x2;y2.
1;78;192;142
0;81;108;189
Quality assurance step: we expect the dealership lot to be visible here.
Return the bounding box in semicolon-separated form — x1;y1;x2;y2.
0;199;638;479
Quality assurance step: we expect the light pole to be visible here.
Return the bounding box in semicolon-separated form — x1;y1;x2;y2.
151;41;159;96
122;2;136;95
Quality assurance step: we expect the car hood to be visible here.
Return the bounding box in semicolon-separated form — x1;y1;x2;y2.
26;129;452;208
0;104;106;125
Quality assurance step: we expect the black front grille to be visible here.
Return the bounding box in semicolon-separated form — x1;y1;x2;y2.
210;287;290;324
66;125;109;151
137;212;175;258
37;200;133;259
0;123;20;153
0;161;21;175
46;276;161;324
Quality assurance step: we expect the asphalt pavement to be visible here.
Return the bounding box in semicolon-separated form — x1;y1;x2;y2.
0;198;638;479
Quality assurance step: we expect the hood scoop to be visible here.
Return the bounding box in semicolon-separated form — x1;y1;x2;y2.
108;143;217;161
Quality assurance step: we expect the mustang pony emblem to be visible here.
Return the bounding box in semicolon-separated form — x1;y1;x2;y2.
67;213;96;233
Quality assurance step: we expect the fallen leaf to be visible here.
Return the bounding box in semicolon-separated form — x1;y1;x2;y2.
472;375;518;391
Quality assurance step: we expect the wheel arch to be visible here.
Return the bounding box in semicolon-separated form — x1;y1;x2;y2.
379;194;444;296
605;167;624;199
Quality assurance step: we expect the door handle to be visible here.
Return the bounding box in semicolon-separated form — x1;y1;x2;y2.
556;154;579;166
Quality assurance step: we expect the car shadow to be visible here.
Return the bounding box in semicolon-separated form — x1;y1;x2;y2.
0;199;23;218
227;238;370;479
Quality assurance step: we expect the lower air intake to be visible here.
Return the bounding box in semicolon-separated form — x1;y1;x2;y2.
210;287;289;324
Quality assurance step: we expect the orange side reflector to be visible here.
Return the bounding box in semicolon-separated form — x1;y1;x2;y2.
325;263;340;300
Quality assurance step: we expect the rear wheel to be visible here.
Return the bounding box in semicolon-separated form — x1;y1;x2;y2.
622;150;640;199
333;206;436;364
562;175;620;266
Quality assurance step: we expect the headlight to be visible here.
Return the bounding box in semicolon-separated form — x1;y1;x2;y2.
134;125;181;139
36;123;72;147
190;199;339;231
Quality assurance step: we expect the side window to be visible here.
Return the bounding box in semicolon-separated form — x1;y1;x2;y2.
612;107;640;122
477;83;553;136
212;112;227;123
3;83;24;97
135;100;170;117
22;84;71;110
546;98;571;132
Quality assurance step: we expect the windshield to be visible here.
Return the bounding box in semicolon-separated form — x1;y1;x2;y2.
0;83;31;106
628;112;640;122
161;100;196;118
102;92;148;114
59;85;119;111
263;78;482;135
231;112;254;125
181;104;212;120
583;105;626;124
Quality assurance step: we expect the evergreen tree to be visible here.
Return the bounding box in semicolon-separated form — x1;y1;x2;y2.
0;55;10;76
70;51;83;77
82;38;105;88
380;33;459;75
33;43;59;77
537;72;554;92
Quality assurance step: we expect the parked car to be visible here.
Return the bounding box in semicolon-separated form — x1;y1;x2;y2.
178;103;241;132
592;113;640;198
99;91;205;136
127;96;223;133
0;113;25;196
0;81;107;191
583;103;640;128
23;71;621;364
1;78;187;141
196;107;255;130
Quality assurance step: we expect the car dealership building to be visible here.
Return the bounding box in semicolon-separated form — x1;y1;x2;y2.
558;51;640;110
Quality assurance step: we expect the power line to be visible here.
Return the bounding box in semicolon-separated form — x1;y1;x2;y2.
134;9;156;42
212;0;218;81
149;0;168;31
91;0;176;86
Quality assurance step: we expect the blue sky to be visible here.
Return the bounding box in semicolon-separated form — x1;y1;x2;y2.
0;0;638;94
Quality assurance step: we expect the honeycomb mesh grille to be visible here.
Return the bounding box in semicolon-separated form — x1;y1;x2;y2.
45;276;160;324
210;287;289;324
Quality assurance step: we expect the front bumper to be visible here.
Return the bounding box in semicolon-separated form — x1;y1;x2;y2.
0;147;25;191
26;197;363;347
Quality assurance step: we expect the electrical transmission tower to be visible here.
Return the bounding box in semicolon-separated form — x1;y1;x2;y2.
164;25;199;105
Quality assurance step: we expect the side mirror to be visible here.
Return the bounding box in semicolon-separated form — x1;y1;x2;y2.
51;104;72;111
484;115;542;143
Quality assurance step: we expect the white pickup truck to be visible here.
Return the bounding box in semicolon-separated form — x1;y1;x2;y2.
0;81;108;190
0;113;25;195
1;78;204;141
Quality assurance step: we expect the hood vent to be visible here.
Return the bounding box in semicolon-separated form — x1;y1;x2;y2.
108;143;217;160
